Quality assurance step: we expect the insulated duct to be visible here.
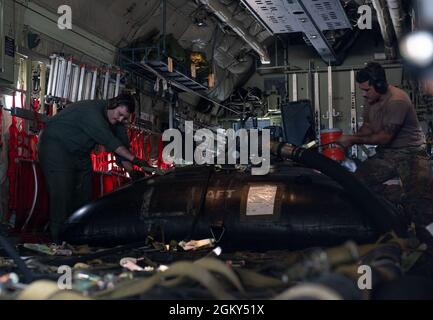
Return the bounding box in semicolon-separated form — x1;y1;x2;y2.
199;0;271;64
372;0;397;59
386;0;405;40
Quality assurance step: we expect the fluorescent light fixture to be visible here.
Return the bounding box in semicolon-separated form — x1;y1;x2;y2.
400;31;433;67
260;57;271;64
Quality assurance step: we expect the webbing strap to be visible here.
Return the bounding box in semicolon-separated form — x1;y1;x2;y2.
93;260;234;300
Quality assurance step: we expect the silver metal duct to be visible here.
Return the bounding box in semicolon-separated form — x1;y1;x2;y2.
372;0;397;59
199;0;271;64
386;0;404;40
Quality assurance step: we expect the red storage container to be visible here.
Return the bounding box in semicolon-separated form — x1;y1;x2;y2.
321;128;345;161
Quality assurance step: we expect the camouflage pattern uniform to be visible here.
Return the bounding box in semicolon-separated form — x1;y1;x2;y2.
356;146;433;243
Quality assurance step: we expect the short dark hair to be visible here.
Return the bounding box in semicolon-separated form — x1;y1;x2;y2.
108;93;136;113
356;62;387;83
356;62;388;94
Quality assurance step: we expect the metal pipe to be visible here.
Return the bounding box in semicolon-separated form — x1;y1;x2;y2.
327;65;334;129
56;57;66;98
292;74;298;102
258;64;403;74
162;0;167;55
63;58;73;99
77;64;86;101
115;69;121;97
199;0;271;64
70;65;80;102
307;61;314;106
50;56;60;97
84;71;92;100
46;55;55;96
284;43;289;102
25;59;32;109
102;68;110;99
39;62;46;113
90;68;98;100
108;82;115;99
314;71;321;142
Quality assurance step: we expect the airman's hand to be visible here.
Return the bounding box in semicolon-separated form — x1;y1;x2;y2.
336;135;354;149
130;170;145;182
132;157;149;168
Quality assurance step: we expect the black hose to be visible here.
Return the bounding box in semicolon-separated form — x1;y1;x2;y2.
292;147;406;236
0;233;35;283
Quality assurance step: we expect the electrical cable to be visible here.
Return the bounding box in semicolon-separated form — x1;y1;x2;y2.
21;162;38;232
